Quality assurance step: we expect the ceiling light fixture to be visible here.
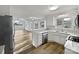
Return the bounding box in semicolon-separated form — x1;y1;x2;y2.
58;14;68;18
49;5;59;11
64;18;71;21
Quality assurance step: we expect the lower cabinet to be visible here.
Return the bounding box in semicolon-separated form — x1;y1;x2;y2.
48;32;69;45
48;32;59;43
32;31;43;48
32;31;48;48
59;34;69;45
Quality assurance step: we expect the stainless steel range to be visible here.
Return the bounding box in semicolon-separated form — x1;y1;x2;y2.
64;35;79;54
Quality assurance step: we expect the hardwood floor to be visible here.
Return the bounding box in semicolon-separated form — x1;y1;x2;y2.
14;28;64;54
14;30;33;54
20;42;64;54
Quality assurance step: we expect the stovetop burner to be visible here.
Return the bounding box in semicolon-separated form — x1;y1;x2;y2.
68;36;79;43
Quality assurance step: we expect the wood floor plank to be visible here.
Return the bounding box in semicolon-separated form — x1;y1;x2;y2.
26;42;64;54
14;30;32;54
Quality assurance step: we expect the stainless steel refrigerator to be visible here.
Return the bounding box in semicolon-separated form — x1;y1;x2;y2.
0;15;14;54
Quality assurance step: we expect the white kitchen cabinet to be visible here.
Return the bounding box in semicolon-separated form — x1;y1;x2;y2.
32;30;48;47
24;18;46;31
24;21;33;31
32;31;43;47
48;32;59;43
59;33;69;44
52;33;60;44
33;20;46;30
48;31;69;45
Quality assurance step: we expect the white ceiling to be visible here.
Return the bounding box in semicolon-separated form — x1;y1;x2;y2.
10;5;79;18
0;5;79;18
10;5;49;18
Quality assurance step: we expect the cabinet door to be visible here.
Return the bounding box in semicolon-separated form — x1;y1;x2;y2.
32;32;38;47
40;20;46;29
38;33;42;46
34;21;38;29
48;32;59;42
48;32;55;42
52;33;60;43
59;33;69;45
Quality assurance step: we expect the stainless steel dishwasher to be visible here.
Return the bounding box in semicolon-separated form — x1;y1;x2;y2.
42;32;48;45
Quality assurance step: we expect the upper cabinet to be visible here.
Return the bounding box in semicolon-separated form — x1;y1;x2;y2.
24;18;46;31
33;19;46;30
34;21;39;29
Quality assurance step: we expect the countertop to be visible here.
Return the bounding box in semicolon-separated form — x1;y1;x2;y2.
32;29;79;36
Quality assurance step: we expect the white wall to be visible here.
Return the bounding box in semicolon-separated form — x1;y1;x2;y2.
0;5;10;15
